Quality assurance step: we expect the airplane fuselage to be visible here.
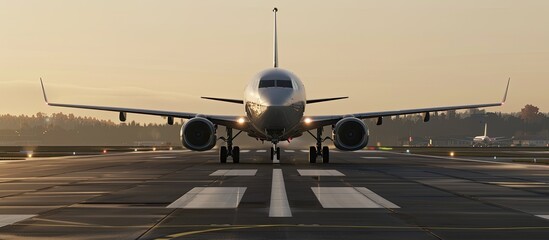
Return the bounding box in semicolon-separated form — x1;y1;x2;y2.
244;68;306;142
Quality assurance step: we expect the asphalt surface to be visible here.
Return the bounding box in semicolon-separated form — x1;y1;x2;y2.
0;148;549;239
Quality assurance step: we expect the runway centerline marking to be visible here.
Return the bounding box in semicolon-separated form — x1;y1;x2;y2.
210;169;257;176
297;169;345;176
537;215;549;220
256;150;267;153
361;157;387;159
284;150;295;153
167;187;246;209
269;169;292;217
240;150;251;153
311;187;399;209
0;215;36;228
153;156;176;159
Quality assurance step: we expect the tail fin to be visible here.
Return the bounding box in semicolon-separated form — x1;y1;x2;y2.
273;8;279;68
484;123;488;136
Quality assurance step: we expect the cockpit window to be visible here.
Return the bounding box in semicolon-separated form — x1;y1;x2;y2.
259;80;293;89
259;80;275;88
277;80;293;88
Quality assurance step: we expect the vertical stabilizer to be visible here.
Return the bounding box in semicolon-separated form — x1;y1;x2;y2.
273;8;279;68
484;123;488;136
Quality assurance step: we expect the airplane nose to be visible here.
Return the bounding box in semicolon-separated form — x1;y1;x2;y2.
261;89;293;106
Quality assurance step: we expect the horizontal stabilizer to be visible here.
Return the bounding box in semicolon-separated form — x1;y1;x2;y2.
201;97;244;104
306;97;348;104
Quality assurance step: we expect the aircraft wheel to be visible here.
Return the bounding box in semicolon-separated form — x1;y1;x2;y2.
232;146;240;163
270;147;274;160
276;147;281;160
322;146;330;163
309;146;317;163
220;146;228;163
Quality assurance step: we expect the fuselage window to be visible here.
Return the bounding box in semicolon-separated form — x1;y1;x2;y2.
259;80;293;89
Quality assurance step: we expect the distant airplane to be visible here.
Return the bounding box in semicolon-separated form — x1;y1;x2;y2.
39;8;511;163
472;123;511;147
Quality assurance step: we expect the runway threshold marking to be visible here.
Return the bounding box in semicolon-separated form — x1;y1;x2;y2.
256;150;267;153
284;150;295;153
210;169;257;176
167;187;246;209
0;214;36;228
297;169;345;176
269;169;292;217
240;150;251;153
311;187;399;209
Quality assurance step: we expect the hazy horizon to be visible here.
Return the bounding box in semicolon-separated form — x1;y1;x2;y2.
1;1;548;124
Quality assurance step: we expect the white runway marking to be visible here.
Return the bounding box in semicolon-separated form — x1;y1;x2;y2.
0;215;36;227
361;157;387;159
311;187;399;209
210;169;257;176
269;169;292;217
301;150;309;153
167;187;246;209
153;156;176;159
537;215;549;220
257;150;267;153
240;150;251;153
297;169;345;176
284;150;295;153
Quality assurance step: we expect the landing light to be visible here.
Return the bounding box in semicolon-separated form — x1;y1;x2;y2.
103;149;107;154
304;117;312;124
27;153;33;158
237;117;245;124
450;151;455;157
153;147;157;151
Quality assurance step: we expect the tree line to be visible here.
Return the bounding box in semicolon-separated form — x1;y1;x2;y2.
0;104;547;146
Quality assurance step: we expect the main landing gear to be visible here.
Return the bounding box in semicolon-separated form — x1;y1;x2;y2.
219;127;242;163
307;128;330;163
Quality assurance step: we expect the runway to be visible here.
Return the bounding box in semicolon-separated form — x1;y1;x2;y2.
0;149;549;239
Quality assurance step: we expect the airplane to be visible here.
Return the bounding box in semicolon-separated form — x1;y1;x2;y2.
39;8;511;164
472;123;512;147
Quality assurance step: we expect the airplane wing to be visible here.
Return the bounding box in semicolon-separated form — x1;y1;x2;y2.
301;78;510;131
40;79;250;131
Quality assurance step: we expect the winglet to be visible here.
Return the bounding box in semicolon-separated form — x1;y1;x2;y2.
502;77;510;104
40;78;49;104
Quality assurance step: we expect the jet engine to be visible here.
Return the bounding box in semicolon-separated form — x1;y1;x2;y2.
333;117;369;151
180;117;216;151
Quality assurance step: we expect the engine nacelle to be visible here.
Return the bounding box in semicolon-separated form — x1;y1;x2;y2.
333;117;369;151
180;117;216;151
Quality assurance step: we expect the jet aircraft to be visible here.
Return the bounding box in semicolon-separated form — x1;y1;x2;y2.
40;8;510;163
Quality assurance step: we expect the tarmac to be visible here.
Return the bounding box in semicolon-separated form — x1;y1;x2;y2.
0;148;549;239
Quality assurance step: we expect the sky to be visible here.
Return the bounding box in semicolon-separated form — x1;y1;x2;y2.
1;0;548;124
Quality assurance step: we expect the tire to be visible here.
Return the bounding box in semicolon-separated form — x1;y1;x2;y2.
309;146;317;163
220;146;228;163
322;146;330;163
276;147;281;160
232;146;240;163
270;147;274;160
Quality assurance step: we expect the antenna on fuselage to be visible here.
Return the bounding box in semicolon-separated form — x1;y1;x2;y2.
273;7;279;68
